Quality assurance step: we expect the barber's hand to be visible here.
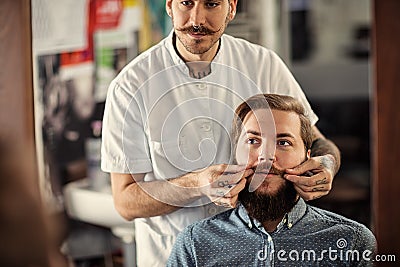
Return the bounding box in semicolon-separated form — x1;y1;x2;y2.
284;155;336;201
197;164;253;208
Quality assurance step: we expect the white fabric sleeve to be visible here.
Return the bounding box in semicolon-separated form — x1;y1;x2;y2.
268;50;319;126
101;81;152;174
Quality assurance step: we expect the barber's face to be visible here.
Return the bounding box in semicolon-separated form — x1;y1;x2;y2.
166;0;237;57
235;109;310;195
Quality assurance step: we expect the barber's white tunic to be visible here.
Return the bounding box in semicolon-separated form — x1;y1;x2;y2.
101;31;318;267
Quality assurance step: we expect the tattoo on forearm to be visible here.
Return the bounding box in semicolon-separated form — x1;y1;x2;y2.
321;156;335;172
311;138;341;174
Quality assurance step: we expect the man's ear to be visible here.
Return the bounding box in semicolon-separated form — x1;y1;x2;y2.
306;149;311;159
228;0;238;21
166;0;173;17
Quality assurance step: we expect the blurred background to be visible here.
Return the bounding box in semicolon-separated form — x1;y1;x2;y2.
1;0;399;266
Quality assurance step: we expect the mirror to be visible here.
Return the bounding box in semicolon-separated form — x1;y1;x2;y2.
30;0;372;265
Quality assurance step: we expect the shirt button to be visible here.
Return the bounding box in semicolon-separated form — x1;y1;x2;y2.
208;207;217;215
197;84;207;89
203;124;211;131
288;222;293;229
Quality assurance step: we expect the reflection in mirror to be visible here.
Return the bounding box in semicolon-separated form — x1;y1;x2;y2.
30;0;372;265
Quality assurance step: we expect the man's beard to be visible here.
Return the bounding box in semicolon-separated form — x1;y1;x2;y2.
238;165;298;223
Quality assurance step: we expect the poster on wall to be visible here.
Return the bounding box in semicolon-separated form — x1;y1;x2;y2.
32;0;142;210
32;0;88;55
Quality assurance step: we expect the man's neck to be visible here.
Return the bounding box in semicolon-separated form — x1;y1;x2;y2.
262;217;285;233
259;195;300;233
186;61;211;79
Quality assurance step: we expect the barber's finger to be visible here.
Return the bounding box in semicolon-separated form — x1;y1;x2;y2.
213;194;239;208
285;174;313;187
293;184;329;202
209;178;245;197
285;158;321;175
223;178;246;197
209;187;230;197
285;172;329;187
227;195;240;208
220;164;248;174
213;169;253;187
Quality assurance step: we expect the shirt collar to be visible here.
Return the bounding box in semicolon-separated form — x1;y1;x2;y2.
165;30;225;68
165;30;186;71
237;198;307;232
286;198;307;228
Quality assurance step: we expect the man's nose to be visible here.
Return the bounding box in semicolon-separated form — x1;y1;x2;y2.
189;4;206;26
258;147;275;163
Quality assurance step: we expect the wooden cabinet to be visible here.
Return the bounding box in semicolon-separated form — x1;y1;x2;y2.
372;0;400;262
0;0;36;161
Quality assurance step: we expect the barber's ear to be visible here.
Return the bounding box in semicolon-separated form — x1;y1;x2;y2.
166;0;172;17
228;0;238;21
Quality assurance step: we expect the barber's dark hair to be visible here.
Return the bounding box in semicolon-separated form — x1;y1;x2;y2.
231;94;313;159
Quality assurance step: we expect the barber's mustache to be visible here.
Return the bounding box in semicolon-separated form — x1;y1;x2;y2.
176;25;219;35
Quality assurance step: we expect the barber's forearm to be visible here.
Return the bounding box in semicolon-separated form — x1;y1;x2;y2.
112;173;202;220
311;126;341;175
310;137;341;175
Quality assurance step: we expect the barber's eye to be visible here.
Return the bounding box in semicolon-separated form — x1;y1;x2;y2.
205;2;220;8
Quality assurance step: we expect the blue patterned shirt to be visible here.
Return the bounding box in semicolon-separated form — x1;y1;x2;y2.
167;198;376;266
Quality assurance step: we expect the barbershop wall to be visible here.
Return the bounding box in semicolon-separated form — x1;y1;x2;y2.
287;0;372;226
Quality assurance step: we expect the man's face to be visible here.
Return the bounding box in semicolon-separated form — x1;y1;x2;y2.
166;0;237;58
235;109;310;221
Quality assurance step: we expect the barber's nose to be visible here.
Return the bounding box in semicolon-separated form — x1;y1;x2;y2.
190;5;206;26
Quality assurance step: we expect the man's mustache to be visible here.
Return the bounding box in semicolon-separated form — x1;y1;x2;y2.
176;25;219;35
250;163;286;179
245;163;286;192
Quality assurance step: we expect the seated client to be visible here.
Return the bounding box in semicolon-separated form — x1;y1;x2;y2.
167;94;376;266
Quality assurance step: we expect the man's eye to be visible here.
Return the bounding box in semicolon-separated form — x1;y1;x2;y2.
277;140;291;146
247;138;260;145
181;1;193;6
